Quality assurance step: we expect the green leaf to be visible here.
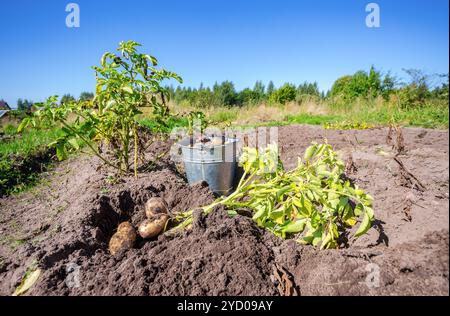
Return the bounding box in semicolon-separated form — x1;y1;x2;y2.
68;138;80;150
145;54;158;66
252;206;267;221
104;100;116;110
17;118;30;133
101;52;111;67
354;207;374;237
56;143;68;161
276;186;291;199
282;219;307;233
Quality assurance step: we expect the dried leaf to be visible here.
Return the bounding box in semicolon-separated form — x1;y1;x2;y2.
12;268;41;296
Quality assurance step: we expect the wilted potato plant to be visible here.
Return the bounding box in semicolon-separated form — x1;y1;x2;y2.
19;41;182;175
171;142;374;249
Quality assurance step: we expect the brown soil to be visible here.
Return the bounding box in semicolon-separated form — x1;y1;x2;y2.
0;125;448;296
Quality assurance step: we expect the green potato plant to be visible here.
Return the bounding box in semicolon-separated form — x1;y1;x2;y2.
187;111;208;136
170;142;374;249
19;41;182;175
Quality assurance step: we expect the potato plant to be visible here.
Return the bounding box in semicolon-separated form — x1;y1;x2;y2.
170;142;374;249
19;41;182;175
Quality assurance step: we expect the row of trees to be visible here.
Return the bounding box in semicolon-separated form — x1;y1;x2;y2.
10;67;448;112
60;92;94;104
12;92;94;111
330;67;448;107
167;80;322;108
167;67;448;108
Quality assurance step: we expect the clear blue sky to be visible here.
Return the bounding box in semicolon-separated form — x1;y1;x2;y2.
0;0;448;107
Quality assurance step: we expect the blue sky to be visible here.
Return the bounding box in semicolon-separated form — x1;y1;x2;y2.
0;0;448;107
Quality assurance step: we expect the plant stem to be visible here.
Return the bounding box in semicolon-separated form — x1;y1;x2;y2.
134;125;138;178
60;121;124;172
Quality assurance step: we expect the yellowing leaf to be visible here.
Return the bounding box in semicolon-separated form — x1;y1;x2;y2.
12;268;41;296
121;86;133;94
303;144;317;161
68;138;80;150
320;231;332;249
345;217;357;226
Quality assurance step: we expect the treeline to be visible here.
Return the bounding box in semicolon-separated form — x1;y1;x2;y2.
167;80;322;108
8;67;449;112
167;67;449;108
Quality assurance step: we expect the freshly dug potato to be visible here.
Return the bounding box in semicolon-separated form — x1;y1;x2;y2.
211;137;224;146
138;214;169;239
117;221;136;237
109;222;136;256
145;197;169;218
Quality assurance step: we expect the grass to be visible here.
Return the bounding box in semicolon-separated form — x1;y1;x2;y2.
0;128;62;157
209;109;239;124
358;103;449;128
324;98;449;129
139;116;189;133
284;113;343;125
172;97;448;129
0;235;26;250
0;126;61;197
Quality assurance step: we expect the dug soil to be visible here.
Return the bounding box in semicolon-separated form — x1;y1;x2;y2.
0;125;448;295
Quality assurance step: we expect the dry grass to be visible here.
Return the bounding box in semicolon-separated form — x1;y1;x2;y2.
139;96;448;129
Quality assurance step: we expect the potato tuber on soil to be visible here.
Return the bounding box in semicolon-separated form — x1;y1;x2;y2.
145;197;169;218
138;214;169;239
109;222;137;256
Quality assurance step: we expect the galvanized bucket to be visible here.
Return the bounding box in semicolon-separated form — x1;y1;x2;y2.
179;137;240;196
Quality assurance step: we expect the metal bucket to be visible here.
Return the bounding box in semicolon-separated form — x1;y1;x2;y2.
179;137;240;196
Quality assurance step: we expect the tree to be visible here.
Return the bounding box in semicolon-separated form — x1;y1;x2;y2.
431;73;449;99
297;81;320;97
402;68;430;100
397;69;432;107
253;81;265;103
330;67;383;100
17;98;33;111
79;92;94;101
17;98;23;110
269;83;297;104
214;81;237;106
367;66;381;98
266;81;275;97
381;72;397;100
330;75;353;98
60;94;76;104
237;88;258;105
